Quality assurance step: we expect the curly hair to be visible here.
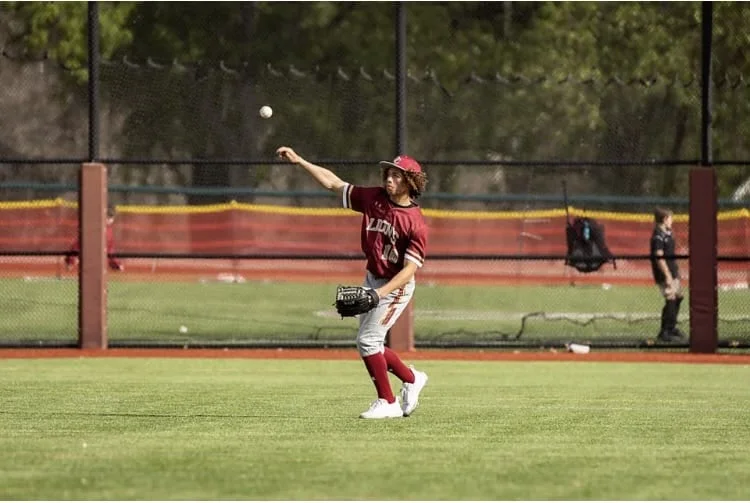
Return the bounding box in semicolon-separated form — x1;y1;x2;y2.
382;168;428;199
405;171;428;199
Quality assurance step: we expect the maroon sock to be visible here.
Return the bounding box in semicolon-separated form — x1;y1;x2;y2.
383;347;415;384
362;353;395;403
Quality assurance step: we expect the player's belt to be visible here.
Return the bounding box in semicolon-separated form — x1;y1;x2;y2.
367;270;392;281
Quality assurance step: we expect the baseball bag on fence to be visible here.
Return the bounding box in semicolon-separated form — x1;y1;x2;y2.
565;216;616;273
335;285;380;318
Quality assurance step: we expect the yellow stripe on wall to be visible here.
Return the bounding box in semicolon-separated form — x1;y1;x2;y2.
0;198;78;210
0;199;747;222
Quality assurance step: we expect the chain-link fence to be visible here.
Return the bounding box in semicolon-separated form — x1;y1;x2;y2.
0;3;748;348
1;169;748;349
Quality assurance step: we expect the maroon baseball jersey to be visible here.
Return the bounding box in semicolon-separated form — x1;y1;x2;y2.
65;223;122;270
343;184;428;279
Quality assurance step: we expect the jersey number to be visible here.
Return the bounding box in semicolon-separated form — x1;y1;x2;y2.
381;244;399;264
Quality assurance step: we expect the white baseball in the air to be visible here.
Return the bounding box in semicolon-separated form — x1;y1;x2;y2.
179;325;188;334
259;105;273;119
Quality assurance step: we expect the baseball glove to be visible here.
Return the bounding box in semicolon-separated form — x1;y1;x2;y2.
335;285;380;317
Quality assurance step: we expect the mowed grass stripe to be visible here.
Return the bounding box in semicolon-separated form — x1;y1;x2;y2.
1;359;749;500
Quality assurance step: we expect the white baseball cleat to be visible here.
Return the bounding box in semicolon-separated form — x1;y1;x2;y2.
401;366;428;417
359;398;403;419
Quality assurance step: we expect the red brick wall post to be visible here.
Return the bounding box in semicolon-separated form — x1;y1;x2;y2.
79;163;108;349
689;167;718;353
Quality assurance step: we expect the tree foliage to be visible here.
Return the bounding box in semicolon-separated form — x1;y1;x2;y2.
3;1;750;203
6;1;135;81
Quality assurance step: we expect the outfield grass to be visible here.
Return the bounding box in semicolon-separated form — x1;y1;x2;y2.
1;277;748;344
0;358;749;500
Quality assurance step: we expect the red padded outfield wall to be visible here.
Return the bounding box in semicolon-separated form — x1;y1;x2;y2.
1;200;748;286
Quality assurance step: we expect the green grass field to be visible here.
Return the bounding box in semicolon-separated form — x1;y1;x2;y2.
1;358;749;500
2;277;748;346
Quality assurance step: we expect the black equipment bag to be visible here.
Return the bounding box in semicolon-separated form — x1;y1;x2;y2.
565;216;616;273
561;181;616;273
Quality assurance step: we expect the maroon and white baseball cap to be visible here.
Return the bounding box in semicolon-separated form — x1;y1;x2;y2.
379;155;423;174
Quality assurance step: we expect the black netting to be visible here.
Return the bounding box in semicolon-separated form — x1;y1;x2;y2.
0;3;748;348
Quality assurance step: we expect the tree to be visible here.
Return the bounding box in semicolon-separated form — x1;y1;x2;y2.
4;2;750;206
5;1;135;82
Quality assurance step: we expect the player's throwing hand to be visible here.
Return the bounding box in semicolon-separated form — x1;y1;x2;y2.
276;146;301;164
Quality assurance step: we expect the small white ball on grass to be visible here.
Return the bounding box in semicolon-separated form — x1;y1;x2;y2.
179;325;188;334
259;105;273;119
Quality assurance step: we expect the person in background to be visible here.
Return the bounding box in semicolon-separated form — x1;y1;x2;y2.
65;205;124;272
650;207;685;342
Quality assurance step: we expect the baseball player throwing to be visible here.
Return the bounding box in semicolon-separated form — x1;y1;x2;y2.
277;146;429;419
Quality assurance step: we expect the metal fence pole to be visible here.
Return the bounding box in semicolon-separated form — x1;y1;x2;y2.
88;1;100;161
395;1;406;155
387;1;415;352
689;1;717;353
79;2;107;350
700;1;713;167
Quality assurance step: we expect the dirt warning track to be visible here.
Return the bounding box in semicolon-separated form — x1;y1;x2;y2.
0;348;749;364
